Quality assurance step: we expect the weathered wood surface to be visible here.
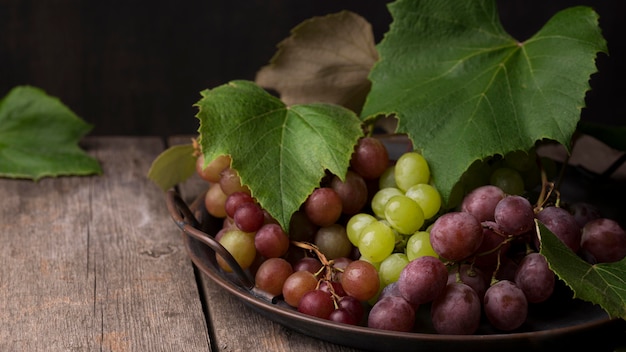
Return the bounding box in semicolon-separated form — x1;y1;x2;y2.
0;136;363;352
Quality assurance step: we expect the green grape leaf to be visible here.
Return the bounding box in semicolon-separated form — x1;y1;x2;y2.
538;222;626;320
0;86;102;180
147;143;197;191
195;80;364;231
255;10;378;114
361;0;607;204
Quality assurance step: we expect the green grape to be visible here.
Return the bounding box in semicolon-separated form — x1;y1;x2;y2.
404;183;441;219
379;253;409;287
384;195;425;235
503;149;536;173
378;165;397;189
371;187;403;219
489;167;525;195
406;230;438;261
394;152;430;192
358;220;396;263
346;213;377;246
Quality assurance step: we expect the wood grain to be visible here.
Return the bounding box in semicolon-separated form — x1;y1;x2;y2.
0;137;210;351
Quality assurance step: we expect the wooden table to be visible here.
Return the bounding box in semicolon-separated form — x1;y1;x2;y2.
1;136;624;351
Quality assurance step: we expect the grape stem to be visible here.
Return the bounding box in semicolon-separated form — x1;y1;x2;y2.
290;240;344;305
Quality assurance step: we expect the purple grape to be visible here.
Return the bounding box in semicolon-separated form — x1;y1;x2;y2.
329;308;359;325
472;222;511;270
431;282;481;335
483;280;528;331
567;202;601;228
581;218;626;263
429;211;484;261
448;263;488;300
494;195;535;236
233;201;264;232
461;185;505;222
397;256;448;306
337;295;364;322
297;289;335;319
367;296;415;332
536;206;581;252
514;252;555;303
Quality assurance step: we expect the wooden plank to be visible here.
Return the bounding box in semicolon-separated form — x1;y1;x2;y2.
169;136;363;352
0;137;211;351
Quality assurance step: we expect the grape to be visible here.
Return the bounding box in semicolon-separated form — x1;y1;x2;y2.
384;195;425;235
337;295;365;322
357;220;395;263
196;153;231;183
377;281;402;301
431;282;481;335
404;183;441;220
288;210;319;242
254;223;290;258
216;229;256;272
297;289;335;319
292;257;323;274
346;213;377;246
429;212;483;261
350;137;390;180
489;167;524;196
503;149;536;173
461;185;505;222
535;206;581;252
370;187;403;219
394;152;430;192
514;252;554;303
304;187;343;227
319;280;347;297
397;256;448;306
329;256;352;282
472;222;511;270
233;201;264;233
494;195;535;236
330;170;368;215
254;257;293;296
204;182;228;218
219;167;250;195
567;202;601;228
448;263;488;300
314;224;353;260
367;296;415;332
405;231;438;261
581;218;626;263
224;191;255;218
378;253;409;287
329;308;359;325
483;280;528;331
341;260;380;302
282;270;319;307
378;165;397;189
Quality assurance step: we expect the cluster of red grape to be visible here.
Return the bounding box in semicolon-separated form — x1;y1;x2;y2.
195;136;626;335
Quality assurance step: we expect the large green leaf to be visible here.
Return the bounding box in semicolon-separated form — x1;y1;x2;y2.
0;86;102;180
538;222;626;320
361;0;607;205
195;80;364;231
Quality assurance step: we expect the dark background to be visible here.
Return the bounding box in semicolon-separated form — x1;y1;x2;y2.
1;0;624;137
